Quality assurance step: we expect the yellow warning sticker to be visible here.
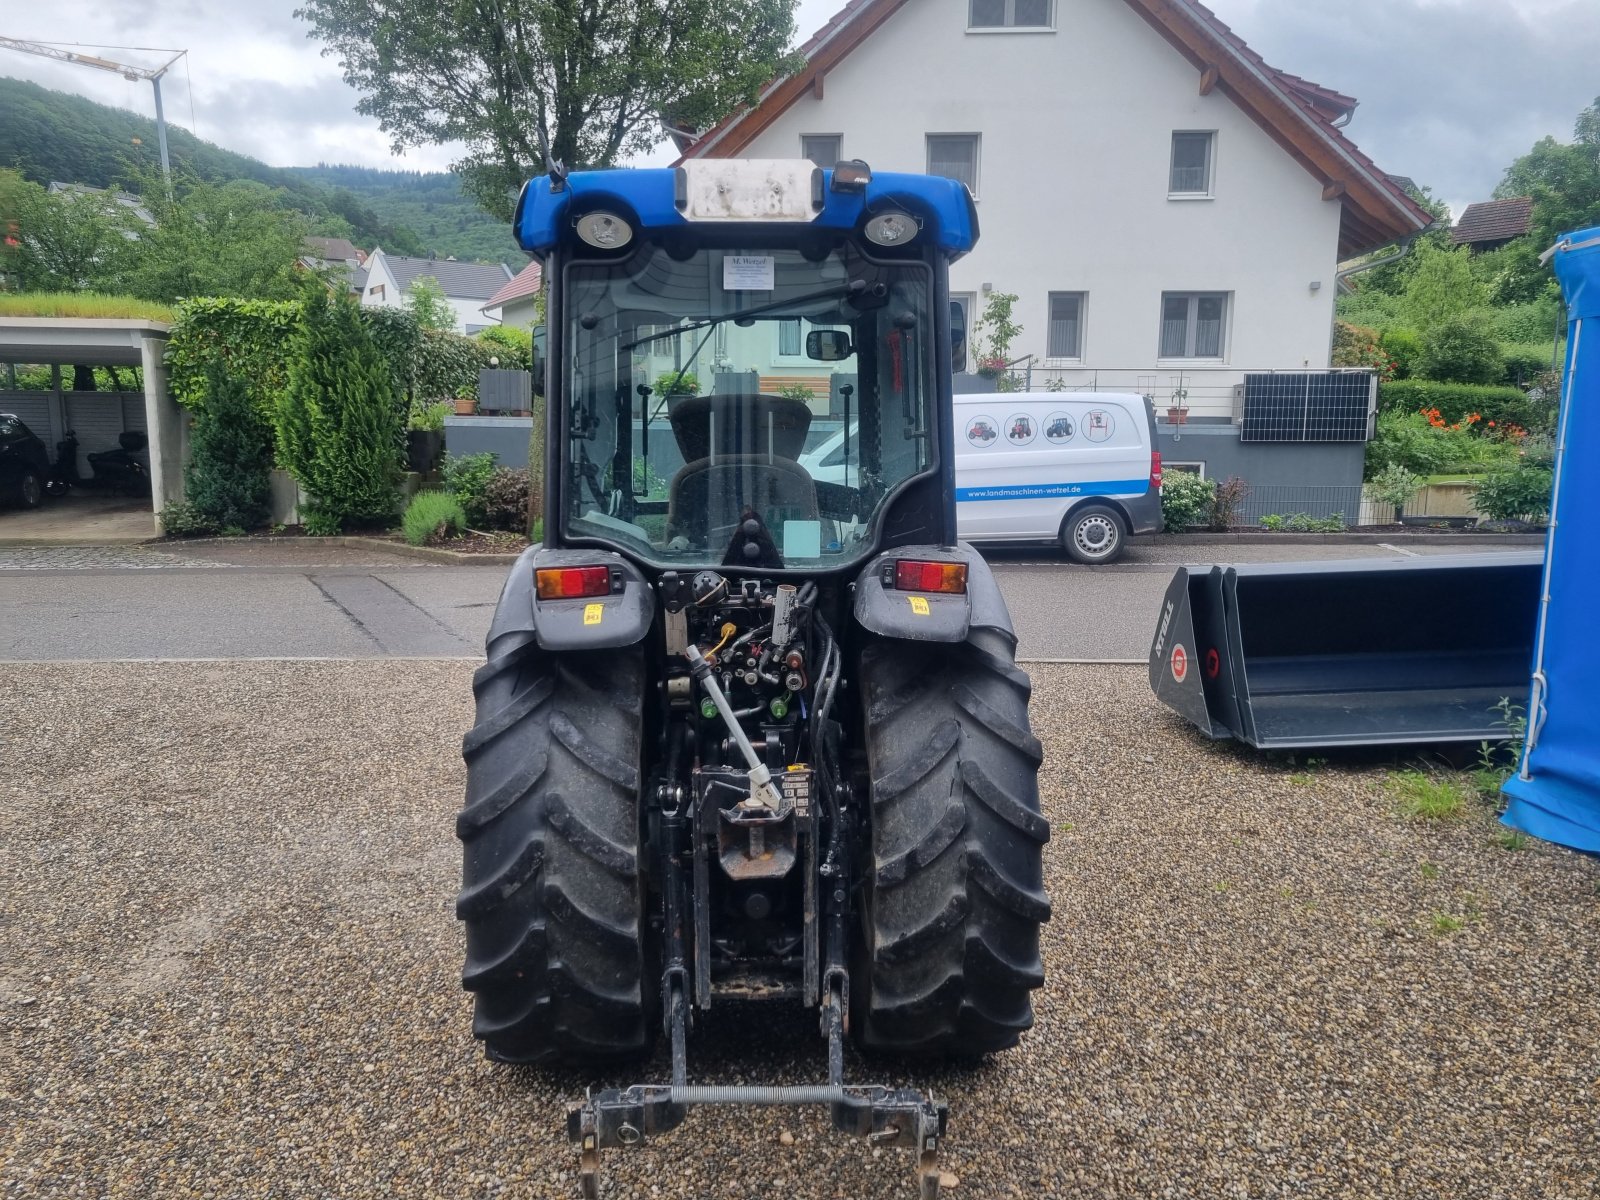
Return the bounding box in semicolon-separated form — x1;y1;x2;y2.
584;603;604;626
909;596;930;616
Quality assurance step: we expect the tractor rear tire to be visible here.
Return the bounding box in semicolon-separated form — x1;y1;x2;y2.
856;628;1051;1056
455;631;655;1064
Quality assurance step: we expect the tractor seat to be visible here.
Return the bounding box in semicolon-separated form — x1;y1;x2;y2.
666;454;820;548
669;394;812;463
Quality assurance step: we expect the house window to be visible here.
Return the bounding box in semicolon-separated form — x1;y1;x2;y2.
1047;292;1085;359
1169;131;1215;196
368;283;386;299
801;134;841;167
1160;293;1228;358
1164;462;1206;478
969;0;1054;28
927;135;980;197
778;319;803;357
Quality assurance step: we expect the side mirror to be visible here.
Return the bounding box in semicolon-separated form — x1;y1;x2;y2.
806;329;853;361
950;301;968;374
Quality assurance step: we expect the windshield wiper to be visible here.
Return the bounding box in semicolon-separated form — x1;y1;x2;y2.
617;279;870;354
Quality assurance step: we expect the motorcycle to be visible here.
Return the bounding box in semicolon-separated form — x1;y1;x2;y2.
43;430;80;498
86;430;151;497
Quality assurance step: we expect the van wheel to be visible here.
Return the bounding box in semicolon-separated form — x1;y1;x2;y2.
1062;505;1124;564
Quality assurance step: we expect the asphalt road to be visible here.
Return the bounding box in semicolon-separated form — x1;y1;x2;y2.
0;539;1536;663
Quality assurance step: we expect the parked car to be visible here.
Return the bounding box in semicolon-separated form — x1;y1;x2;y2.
0;413;51;509
799;392;1163;563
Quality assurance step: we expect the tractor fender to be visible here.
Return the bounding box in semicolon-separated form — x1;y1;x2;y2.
852;543;1014;645
487;545;657;652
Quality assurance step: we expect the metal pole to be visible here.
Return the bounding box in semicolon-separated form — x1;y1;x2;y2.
150;74;172;191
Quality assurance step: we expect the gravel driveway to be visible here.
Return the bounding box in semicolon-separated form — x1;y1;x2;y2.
3;662;1597;1199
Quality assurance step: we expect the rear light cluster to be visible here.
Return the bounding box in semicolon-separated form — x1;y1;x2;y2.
535;566;612;600
1150;451;1164;489
891;559;968;594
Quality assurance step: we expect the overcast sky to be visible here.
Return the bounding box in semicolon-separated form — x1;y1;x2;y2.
3;0;1597;216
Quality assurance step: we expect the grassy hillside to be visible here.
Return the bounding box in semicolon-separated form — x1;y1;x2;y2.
283;165;523;265
0;76;516;265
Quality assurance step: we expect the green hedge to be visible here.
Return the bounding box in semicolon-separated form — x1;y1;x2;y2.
1378;379;1554;433
1500;343;1561;387
166;296;495;416
166;297;301;416
418;327;494;401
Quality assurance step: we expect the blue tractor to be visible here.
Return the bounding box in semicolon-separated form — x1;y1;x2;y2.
455;160;1050;1197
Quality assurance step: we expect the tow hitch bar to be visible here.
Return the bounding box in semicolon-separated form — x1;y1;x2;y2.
568;981;948;1198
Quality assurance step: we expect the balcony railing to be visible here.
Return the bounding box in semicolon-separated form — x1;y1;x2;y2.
982;365;1377;428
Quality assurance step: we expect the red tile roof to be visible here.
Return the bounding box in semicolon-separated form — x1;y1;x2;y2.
676;0;1433;256
1451;197;1534;246
483;260;543;312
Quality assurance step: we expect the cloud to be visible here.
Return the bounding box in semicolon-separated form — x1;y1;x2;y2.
2;0;458;171
1202;0;1600;214
4;0;1596;208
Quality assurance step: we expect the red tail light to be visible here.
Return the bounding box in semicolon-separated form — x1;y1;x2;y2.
1150;451;1164;489
535;566;611;600
893;559;968;594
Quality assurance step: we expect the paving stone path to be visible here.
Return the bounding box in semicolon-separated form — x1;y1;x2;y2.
0;545;230;571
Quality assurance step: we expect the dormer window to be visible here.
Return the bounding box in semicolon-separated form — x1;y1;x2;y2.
969;0;1054;29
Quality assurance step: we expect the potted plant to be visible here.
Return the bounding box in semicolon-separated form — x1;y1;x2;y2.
652;369;701;413
407;401;450;473
1166;385;1189;425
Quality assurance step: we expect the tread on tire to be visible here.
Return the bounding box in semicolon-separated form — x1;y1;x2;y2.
856;628;1051;1056
455;631;654;1064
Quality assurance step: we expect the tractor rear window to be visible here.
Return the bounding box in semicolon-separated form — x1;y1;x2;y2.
560;245;935;568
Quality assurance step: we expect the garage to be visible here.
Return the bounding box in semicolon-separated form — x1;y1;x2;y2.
0;317;184;541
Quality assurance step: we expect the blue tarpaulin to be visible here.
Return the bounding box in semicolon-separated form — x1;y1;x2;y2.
1502;224;1600;852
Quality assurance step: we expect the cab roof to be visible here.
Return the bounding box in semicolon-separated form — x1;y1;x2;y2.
515;164;979;259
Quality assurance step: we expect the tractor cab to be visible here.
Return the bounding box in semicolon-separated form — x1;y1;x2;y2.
519;159;976;571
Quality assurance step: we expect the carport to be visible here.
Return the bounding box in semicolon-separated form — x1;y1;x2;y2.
0;317;184;538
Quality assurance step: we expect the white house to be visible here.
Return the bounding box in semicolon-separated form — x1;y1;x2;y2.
481;260;543;330
675;0;1434;508
360;249;514;334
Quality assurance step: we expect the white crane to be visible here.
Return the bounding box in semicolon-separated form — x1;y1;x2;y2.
0;36;186;185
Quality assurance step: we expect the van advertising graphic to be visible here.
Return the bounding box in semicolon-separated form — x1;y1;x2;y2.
966;416;999;446
1045;413;1075;443
1006;414;1036;445
1083;409;1115;442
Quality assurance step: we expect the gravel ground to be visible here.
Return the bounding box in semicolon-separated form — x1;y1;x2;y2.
3;661;1598;1199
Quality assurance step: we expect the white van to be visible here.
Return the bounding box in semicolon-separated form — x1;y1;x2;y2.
801;391;1162;563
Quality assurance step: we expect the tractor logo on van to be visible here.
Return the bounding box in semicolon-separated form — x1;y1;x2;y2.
966;417;999;446
1006;414;1036;445
1045;413;1075;443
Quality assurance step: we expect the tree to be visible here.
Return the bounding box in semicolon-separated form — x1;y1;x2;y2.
120;175;310;302
1352;180;1453;297
405;275;455;331
295;0;801;218
2;173;138;291
1416;317;1504;385
1498;96;1600;249
276;285;404;533
1396;241;1489;334
186;364;274;531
